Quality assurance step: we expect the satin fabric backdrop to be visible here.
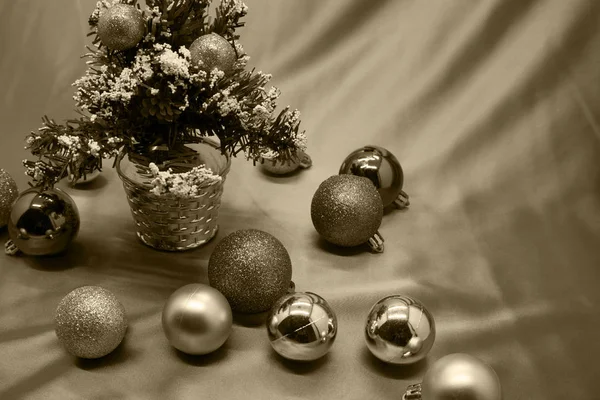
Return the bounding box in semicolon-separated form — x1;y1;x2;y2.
1;1;600;399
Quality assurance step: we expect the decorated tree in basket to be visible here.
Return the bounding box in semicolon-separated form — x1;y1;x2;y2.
21;0;308;251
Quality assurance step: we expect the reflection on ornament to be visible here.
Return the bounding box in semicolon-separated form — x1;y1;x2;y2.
189;33;237;76
260;151;312;175
365;295;435;365
162;284;232;355
311;175;384;252
55;286;127;359
208;229;293;313
403;353;502;400
267;291;337;361
5;187;80;256
339;145;409;208
0;169;18;228
97;4;145;51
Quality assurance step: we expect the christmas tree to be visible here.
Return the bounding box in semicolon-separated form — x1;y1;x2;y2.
23;0;306;189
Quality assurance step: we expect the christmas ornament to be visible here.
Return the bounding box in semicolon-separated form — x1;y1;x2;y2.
339;145;409;208
97;4;145;51
267;291;337;361
55;286;127;359
208;229;293;314
0;169;18;228
365;295;435;365
403;353;501;400
311;174;384;252
162;284;232;355
189;33;237;76
260;151;312;175
5;187;80;256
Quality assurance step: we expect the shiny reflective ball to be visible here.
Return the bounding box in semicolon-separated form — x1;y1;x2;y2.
97;4;146;51
267;292;337;361
209;229;293;314
8;187;80;256
260;151;312;175
189;33;237;76
421;353;502;400
365;295;435;365
311;174;383;247
55;286;127;359
162;284;232;355
339;145;408;208
0;169;18;228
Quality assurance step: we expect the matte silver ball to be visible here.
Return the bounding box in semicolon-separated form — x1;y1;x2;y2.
365;295;435;365
420;354;502;400
208;229;292;314
311;175;383;247
189;33;237;75
267;292;337;361
339;145;408;208
8;187;80;256
55;286;127;359
162;284;232;355
97;4;145;51
0;168;18;228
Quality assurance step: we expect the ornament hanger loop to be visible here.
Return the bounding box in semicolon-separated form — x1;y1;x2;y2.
4;240;19;256
395;189;410;208
402;383;422;400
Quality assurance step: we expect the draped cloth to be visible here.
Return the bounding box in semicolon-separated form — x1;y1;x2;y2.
1;1;599;399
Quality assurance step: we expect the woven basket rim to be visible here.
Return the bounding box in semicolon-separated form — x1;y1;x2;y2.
116;139;231;194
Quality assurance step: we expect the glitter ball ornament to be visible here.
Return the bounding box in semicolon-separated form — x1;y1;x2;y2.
311;175;384;252
208;229;292;314
403;353;502;400
339;145;409;208
189;33;237;76
365;295;435;365
260;151;312;175
162;284;232;355
267;291;337;361
97;4;145;51
0;169;18;228
5;187;79;256
55;286;127;359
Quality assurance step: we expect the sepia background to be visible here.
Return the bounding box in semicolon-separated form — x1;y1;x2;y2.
1;1;600;399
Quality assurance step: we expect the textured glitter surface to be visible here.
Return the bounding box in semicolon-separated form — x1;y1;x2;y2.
7;187;80;256
55;286;127;359
189;33;237;75
97;4;145;51
0;169;18;228
311;175;383;247
208;229;292;314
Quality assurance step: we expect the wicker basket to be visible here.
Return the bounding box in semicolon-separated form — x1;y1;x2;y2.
116;140;230;251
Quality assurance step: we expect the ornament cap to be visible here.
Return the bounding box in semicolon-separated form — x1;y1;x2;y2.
402;383;422;400
394;189;410;208
4;239;19;256
367;231;385;253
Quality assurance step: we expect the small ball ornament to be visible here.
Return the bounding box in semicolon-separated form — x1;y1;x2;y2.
189;33;237;76
208;229;293;314
365;295;435;365
162;284;232;355
339;145;409;208
311;174;384;252
260;151;312;175
55;286;127;359
0;169;18;228
267;291;337;361
97;4;146;51
5;187;80;256
403;353;501;400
